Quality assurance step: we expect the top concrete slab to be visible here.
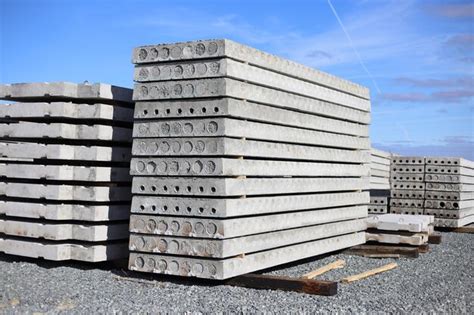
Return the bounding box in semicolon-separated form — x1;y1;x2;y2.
0;82;133;106
425;157;474;169
371;148;393;159
391;156;425;165
132;39;370;99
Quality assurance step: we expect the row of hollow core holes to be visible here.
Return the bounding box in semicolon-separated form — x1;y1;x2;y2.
142;106;221;117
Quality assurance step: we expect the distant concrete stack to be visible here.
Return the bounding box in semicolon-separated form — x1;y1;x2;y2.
128;39;371;280
369;148;393;214
0;82;133;261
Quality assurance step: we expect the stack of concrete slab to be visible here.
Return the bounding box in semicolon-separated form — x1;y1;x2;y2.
424;157;474;228
366;214;433;246
369;148;393;214
0;82;133;261
127;39;371;280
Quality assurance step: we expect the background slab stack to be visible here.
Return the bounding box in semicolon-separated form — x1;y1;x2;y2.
128;39;371;280
389;156;426;215
424;157;474;228
0;82;133;262
369;148;393;215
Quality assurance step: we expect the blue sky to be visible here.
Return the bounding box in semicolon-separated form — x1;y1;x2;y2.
1;0;473;159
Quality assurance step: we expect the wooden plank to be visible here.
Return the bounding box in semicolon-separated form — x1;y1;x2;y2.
345;244;419;258
225;273;337;296
301;259;345;279
428;233;442;244
341;262;398;283
418;244;430;253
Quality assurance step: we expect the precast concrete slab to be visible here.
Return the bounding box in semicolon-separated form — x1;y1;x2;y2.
0;182;131;201
424;190;474;201
424;199;474;210
132;39;369;99
370;169;390;178
368;205;388;214
371;148;392;159
370;163;391;172
433;215;474;228
132;137;370;163
425;157;474;169
128;232;366;279
0;82;133;106
0;237;128;261
0;142;131;162
134;97;370;126
0;102;133;123
391;182;425;190
425;165;474;176
132;176;369;197
0;219;128;241
391;165;424;174
366;213;434;232
391;190;425;199
425;182;474;192
0;201;130;221
424;174;474;184
370;177;390;185
129;205;368;239
390;207;424;215
366;232;428;246
0;164;131;182
369;183;391;190
133;118;369;150
391;173;424;182
0;122;131;142
129;219;366;258
391;157;425;165
130;157;370;177
390;198;424;208
370;196;388;205
131;191;369;218
425;207;474;219
371;155;391;166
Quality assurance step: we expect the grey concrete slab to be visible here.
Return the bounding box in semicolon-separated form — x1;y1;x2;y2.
132;176;369;197
391;190;425;199
433;215;474;228
0;122;132;142
131;191;369;218
425;165;474;176
371;155;391;166
390;198;424;208
0;201;130;221
129;232;365;279
390;173;424;182
424;190;474;201
370;196;388;205
366;213;434;232
425;157;474;169
390;207;424;215
391;182;425;190
0;142;131;162
425;207;474;219
425;174;474;184
369;183;391;190
134;58;370;112
424;199;474;210
0;237;128;261
391;156;425;165
129;205;367;239
129;219;365;258
133;77;369;114
368;205;388;214
0;220;128;241
132;39;370;99
366;232;428;246
370;163;391;172
391;165;424;173
0;82;133;105
0;164;131;182
130;157;370;177
134;97;370;125
133;118;369;150
132;137;370;163
0;182;131;201
371;148;392;159
370;169;390;178
370;177;390;185
425;182;474;192
0;102;133;122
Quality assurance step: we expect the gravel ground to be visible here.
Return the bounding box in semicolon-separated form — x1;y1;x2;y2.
1;232;473;314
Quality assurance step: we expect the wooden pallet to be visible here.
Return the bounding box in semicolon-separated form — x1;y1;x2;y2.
344;243;429;258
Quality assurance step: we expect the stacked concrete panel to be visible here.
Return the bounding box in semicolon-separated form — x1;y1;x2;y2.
128;39;371;280
0;82;133;261
424;157;474;228
369;148;392;214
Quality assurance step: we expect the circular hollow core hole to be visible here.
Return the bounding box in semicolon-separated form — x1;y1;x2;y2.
140;185;145;191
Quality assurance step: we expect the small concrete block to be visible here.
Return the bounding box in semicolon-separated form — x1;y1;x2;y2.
424;199;474;210
0;237;128;261
130;157;370;177
129;219;366;258
132;177;369;197
366;213;434;232
425;157;474;169
0;219;128;241
424;190;474;201
391;173;424;182
391;165;424;174
390;198;424;208
425;207;474;219
391;156;425;165
391;190;425;199
424;174;474;184
0;201;130;221
391;182;425;190
133;118;370;150
366;232;428;246
433;215;474;228
129;205;367;239
128;232;366;279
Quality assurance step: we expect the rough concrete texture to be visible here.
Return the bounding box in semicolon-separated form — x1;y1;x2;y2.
132;39;369;99
391;156;425;165
391;165;425;173
390;199;424;208
433;215;474;227
424;190;473;201
424;199;473;210
366;213;434;232
0;201;130;221
0;220;128;241
129;205;367;239
130;157;369;177
131;191;369;218
0;164;131;182
425;174;474;184
367;205;388;214
425;165;474;176
0;142;131;162
391;173;424;182
132;137;370;163
132;176;369;196
425;182;474;192
391;182;425;190
0;102;133;122
0;121;131;142
134;58;370;112
365;232;427;246
425;207;474;219
391;189;425;199
134;97;370;125
129;232;365;280
425;157;474;169
390;207;424;215
133;118;369;150
129;219;366;258
0;237;128;261
0;182;131;202
0;82;133;106
133;77;369;114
